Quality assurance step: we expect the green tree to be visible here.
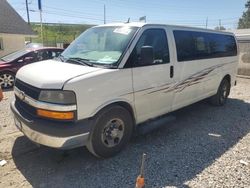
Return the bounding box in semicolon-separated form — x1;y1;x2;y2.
29;23;92;46
238;0;250;29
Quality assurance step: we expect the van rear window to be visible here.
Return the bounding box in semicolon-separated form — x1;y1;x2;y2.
173;30;237;62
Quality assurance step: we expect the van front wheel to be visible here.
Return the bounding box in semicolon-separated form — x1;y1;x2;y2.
209;78;231;106
87;105;133;158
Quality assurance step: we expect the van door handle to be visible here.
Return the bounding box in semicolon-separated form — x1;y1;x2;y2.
170;66;174;78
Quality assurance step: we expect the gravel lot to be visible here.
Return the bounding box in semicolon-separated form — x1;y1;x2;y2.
0;78;250;188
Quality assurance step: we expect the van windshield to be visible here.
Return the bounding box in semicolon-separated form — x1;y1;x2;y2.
61;26;138;67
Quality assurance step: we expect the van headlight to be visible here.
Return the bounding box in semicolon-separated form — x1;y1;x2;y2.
39;90;76;104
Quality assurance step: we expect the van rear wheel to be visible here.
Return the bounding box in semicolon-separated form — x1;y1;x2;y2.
87;105;133;158
209;78;231;106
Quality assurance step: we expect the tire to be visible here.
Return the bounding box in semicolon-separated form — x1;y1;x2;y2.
87;105;134;158
0;72;15;89
209;78;231;106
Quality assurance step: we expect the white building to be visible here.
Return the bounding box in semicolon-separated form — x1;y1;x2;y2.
0;0;36;57
230;29;250;76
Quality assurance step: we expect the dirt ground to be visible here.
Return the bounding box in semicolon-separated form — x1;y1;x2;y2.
0;78;250;188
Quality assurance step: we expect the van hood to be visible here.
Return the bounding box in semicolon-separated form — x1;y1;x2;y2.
16;60;102;89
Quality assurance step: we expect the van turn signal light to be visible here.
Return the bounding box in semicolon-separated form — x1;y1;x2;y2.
37;109;74;120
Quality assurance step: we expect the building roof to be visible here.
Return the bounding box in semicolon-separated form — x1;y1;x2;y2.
0;0;36;35
229;29;250;41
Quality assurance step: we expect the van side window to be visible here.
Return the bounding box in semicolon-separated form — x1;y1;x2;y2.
174;30;237;62
208;34;237;58
193;32;210;59
130;29;170;67
173;31;194;61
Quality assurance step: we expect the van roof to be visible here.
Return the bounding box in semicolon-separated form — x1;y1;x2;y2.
95;22;235;35
95;22;146;28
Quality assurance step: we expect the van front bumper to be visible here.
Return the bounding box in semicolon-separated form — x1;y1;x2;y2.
10;101;93;149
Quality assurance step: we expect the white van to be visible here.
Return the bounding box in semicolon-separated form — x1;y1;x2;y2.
11;23;238;158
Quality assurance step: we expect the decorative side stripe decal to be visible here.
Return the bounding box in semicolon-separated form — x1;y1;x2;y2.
120;61;235;97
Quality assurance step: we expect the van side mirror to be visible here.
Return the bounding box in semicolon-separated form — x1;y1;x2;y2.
140;46;154;65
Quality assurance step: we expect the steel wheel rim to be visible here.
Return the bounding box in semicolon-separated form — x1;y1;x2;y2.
0;73;15;88
101;118;125;147
220;84;228;102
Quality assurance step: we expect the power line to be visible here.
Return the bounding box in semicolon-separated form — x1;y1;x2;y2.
16;7;240;27
38;10;104;22
12;1;240;28
43;5;103;17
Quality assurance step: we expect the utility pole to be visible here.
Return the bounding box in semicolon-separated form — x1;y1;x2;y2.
25;0;32;42
38;0;43;45
40;11;43;44
104;4;106;24
205;17;208;29
219;19;221;30
25;0;30;24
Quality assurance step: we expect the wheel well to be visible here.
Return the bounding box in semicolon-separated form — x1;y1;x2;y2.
112;101;135;123
223;74;231;85
0;70;16;76
96;101;136;127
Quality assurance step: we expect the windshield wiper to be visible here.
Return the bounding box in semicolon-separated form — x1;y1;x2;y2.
96;63;118;69
58;54;65;62
66;57;94;67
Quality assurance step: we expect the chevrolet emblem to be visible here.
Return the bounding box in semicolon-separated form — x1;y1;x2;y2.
19;91;25;101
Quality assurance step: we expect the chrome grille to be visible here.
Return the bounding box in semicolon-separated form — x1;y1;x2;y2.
14;79;41;117
15;79;41;100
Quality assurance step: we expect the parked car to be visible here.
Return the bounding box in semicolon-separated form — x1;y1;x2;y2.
0;47;64;88
11;23;238;158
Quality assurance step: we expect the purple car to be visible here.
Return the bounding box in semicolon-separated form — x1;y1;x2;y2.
0;47;64;89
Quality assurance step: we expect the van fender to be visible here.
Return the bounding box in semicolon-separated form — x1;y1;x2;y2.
89;98;136;120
